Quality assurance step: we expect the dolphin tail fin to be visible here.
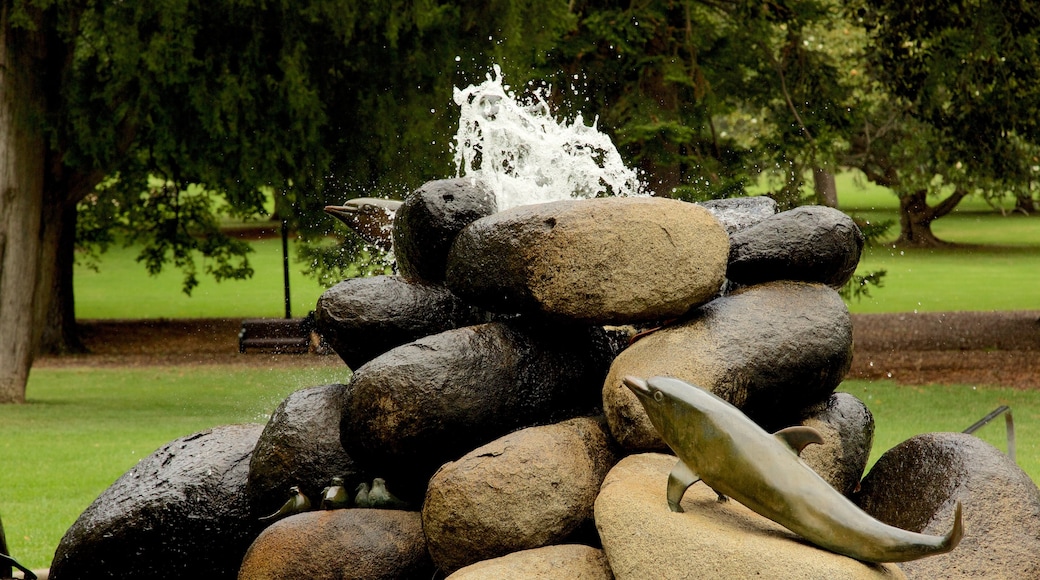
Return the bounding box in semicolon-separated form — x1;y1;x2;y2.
940;502;964;552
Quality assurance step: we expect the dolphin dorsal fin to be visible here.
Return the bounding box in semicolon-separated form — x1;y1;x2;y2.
774;426;825;455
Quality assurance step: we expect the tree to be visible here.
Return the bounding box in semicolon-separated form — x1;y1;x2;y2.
0;0;574;403
847;0;1040;245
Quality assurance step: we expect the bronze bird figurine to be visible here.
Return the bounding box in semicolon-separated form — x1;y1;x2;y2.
367;477;409;510
354;482;371;508
259;485;311;522
320;476;350;510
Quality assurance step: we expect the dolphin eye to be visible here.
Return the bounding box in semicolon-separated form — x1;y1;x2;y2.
653;390;664;402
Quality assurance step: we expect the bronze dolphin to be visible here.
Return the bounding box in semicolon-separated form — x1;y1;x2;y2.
324;198;402;252
623;375;963;563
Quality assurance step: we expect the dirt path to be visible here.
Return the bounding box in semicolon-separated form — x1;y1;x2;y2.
34;311;1040;389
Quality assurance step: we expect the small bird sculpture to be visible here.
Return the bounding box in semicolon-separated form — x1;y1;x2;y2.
324;198;402;252
320;476;350;510
259;485;311;522
367;477;409;510
354;482;371;508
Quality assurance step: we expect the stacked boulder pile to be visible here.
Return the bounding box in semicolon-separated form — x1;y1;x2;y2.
50;179;1040;579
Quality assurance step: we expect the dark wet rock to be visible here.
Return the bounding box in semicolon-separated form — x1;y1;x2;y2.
315;275;490;370
797;392;874;496
603;281;853;450
855;432;1040;579
446;545;614;580
446;197;729;324
340;319;615;502
393;178;498;283
247;384;367;517
423;417;618;573
727;205;864;288
698;195;779;235
596;454;904;579
50;424;264;580
238;509;432;580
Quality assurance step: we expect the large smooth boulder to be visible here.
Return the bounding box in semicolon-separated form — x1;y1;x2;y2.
50;424;264;579
393;177;498;283
798;392;875;497
698;195;778;235
247;384;366;516
238;509;432;580
340;319;615;501
855;432;1040;579
596;454;904;579
423;417;618;573
727;205;864;288
604;281;853;450
315;275;489;370
447;545;613;580
446;197;729;324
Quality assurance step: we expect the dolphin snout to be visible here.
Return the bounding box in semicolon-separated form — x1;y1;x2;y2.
623;376;651;396
325;204;360;217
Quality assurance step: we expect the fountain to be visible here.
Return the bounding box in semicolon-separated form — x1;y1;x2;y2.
46;68;1040;580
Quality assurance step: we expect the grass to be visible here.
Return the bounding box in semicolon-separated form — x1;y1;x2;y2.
75;238;333;319
0;365;347;569
841;380;1035;476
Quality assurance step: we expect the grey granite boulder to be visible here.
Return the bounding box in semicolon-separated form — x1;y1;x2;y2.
603;281;853;450
50;424;264;579
247;384;367;517
727;205;864;288
447;545;614;580
315;275;490;370
423;417;618;573
446;197;729;324
698;195;778;235
798;392;875;497
238;509;432;580
855;432;1040;579
595;454;904;579
340;319;615;502
393;177;498;283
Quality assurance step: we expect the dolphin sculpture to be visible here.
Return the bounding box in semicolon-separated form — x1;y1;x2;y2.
324;198;402;252
623;375;963;563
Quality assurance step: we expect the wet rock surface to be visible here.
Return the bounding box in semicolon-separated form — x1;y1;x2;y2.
446;544;614;580
50;424;265;580
727;205;864;288
237;509;432;580
393;178;498;283
247;384;366;516
422;417;618;573
340;319;615;501
855;432;1040;579
698;195;778;235
604;281;853;450
798;392;875;496
595;454;905;579
315;275;489;370
446;197;729;324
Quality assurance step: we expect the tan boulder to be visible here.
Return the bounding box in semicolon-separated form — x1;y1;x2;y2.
447;545;613;580
237;509;432;580
603;281;852;451
423;417;618;573
446;197;729;324
595;454;905;580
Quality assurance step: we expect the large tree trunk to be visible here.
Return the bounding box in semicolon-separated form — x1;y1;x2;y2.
0;4;47;404
35;200;84;355
813;166;838;208
897;188;969;246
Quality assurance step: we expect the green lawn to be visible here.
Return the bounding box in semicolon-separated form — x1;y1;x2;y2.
75;238;333;319
1;365;347;569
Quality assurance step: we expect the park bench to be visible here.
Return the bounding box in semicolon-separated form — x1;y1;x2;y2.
238;315;315;354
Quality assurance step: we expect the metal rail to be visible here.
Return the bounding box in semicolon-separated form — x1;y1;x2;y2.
964;405;1016;462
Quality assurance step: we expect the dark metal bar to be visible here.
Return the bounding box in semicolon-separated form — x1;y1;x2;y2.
963;405;1015;462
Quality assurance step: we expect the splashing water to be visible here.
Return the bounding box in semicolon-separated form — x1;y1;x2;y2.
453;65;645;211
